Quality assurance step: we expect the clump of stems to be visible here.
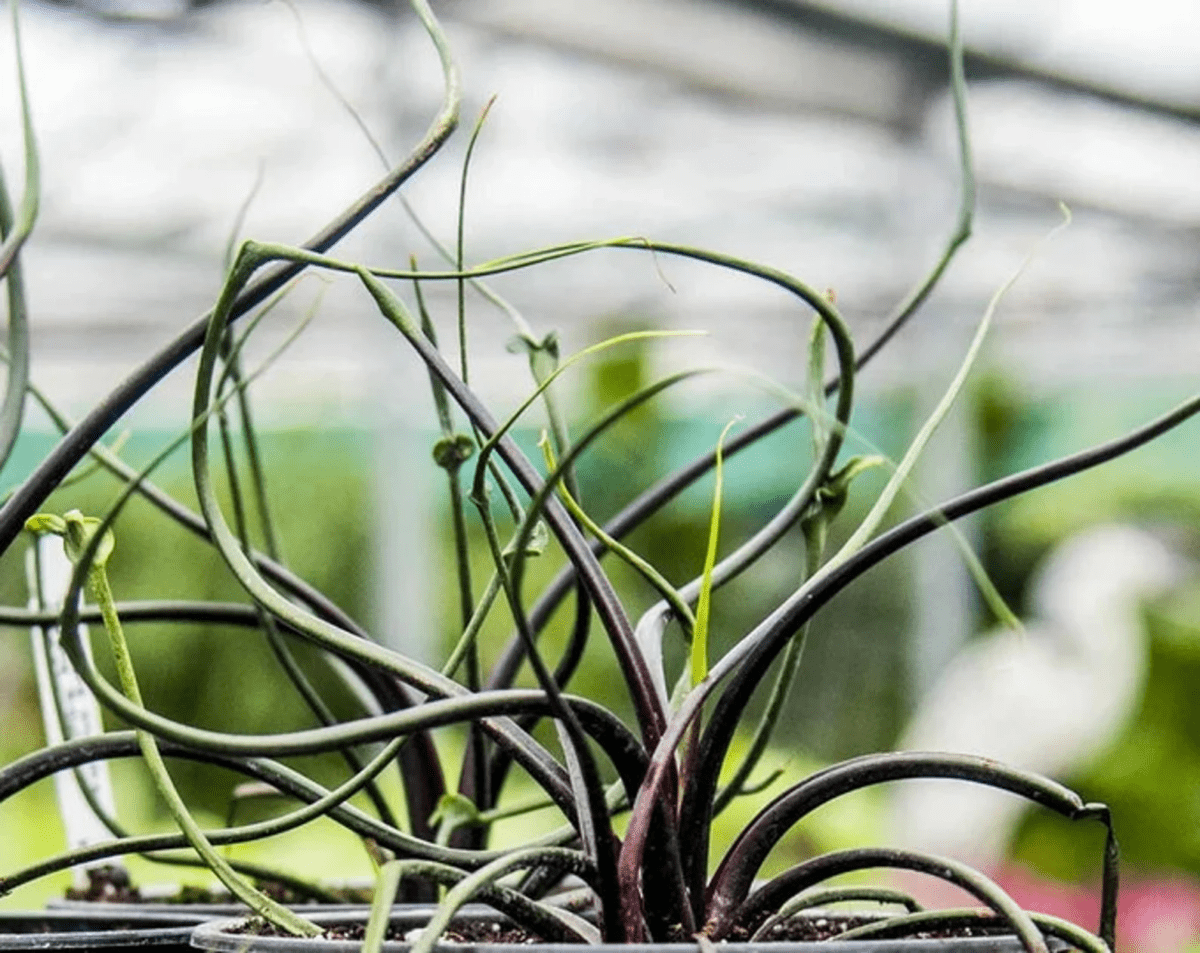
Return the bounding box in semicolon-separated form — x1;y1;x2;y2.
0;3;1193;953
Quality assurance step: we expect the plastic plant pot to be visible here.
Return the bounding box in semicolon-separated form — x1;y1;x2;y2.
0;910;200;953
46;893;375;921
44;900;374;921
46;879;377;920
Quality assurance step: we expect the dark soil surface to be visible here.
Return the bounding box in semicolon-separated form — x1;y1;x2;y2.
63;867;372;906
732;916;1001;942
233;912;1011;944
236;920;550;945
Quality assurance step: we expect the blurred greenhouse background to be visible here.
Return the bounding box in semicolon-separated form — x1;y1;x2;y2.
1;0;1199;945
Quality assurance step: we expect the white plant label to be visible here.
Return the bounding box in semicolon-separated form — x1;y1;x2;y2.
27;536;121;884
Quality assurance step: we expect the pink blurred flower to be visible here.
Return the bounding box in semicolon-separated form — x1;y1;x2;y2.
891;864;1200;951
996;865;1200;952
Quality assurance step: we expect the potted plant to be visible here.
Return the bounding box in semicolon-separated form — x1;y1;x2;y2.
0;0;1194;951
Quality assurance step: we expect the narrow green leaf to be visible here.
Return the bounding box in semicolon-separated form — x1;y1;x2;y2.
0;0;39;276
456;95;497;385
0;0;39;475
807;311;828;457
363;860;403;953
821;205;1072;578
692;418;740;686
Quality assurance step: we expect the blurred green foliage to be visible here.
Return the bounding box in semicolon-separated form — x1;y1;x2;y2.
0;429;375;820
968;370;1200;884
1013;593;1200;880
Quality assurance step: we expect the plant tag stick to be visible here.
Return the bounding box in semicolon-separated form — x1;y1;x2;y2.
26;535;122;887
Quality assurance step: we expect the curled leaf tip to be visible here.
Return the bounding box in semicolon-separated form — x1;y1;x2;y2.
505;330;558;357
25;512;66;536
429;792;481;827
691;416;741;686
26;509;114;568
432;432;475;470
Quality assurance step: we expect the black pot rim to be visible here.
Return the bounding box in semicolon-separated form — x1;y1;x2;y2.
47;900;374;918
0;910;199;949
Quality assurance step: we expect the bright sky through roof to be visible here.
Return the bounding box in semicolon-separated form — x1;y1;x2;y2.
836;0;1200;102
